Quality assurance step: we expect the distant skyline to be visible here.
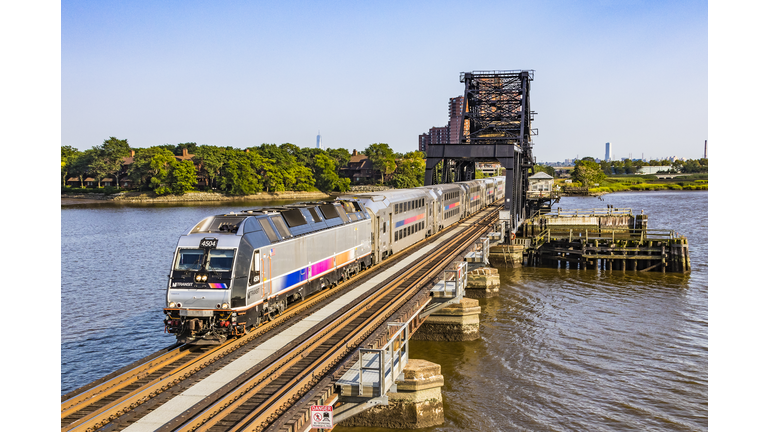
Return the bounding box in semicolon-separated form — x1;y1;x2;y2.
61;0;707;162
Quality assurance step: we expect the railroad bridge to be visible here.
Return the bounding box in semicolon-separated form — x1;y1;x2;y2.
61;201;688;432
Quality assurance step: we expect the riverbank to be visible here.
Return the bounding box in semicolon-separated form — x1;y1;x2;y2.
61;190;330;206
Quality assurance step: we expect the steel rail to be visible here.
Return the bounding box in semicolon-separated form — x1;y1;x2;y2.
178;206;500;432
61;346;193;419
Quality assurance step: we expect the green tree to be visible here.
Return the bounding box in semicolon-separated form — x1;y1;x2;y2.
219;150;265;195
68;149;97;188
533;164;556;177
192;145;225;189
287;165;316;191
90;137;131;188
168;160;198;194
313;153;350;192
390;151;425;188
364;143;397;184
327;148;351;173
61;145;81;186
173;142;198;156
128;147;177;191
599;160;612;175
571;158;606;187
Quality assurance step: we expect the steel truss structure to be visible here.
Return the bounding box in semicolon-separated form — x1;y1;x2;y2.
424;70;537;234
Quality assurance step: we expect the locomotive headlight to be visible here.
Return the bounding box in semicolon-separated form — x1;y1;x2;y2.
169;302;177;308
195;274;202;282
202;274;208;282
221;303;229;309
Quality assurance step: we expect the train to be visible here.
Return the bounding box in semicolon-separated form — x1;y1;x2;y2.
163;176;506;345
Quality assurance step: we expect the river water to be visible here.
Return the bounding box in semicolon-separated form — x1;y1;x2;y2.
61;191;707;431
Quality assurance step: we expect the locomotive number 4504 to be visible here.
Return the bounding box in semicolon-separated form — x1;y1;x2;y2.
200;238;218;248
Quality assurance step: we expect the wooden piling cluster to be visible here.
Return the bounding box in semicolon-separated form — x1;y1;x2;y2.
519;208;690;273
526;235;690;273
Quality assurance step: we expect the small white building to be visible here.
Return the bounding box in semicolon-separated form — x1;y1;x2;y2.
637;166;672;174
529;171;554;192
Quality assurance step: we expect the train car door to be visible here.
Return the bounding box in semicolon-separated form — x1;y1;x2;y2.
256;250;272;299
248;250;263;303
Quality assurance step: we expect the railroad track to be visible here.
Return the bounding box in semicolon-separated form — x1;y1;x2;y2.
61;204;500;432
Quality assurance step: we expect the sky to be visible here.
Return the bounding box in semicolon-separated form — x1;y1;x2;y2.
59;0;708;162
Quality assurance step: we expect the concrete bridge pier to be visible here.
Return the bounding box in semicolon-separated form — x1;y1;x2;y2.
464;267;500;298
412;298;482;342
337;359;445;429
488;244;525;268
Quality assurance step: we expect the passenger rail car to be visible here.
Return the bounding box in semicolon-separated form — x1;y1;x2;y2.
338;188;434;261
163;200;372;345
163;177;506;345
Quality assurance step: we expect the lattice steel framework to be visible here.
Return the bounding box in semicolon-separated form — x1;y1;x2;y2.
424;70;537;232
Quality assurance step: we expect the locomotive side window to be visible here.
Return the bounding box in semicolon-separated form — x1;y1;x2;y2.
176;249;204;270
249;251;261;285
258;218;279;242
319;204;339;220
308;207;322;223
271;216;292;238
208;249;235;272
283;209;307;227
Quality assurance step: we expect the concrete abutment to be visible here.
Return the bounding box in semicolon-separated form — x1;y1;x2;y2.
336;359;445;429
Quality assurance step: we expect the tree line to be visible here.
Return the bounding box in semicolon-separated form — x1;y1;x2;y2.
569;157;709;187
61;138;426;195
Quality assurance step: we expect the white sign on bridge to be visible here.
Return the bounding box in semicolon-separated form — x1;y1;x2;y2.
310;405;333;429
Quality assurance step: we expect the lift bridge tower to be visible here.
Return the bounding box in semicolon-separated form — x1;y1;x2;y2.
424;70;537;238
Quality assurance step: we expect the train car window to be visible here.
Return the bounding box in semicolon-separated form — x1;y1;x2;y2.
176;249;204;270
319;204;339;219
271;216;292;238
282;209;307;227
308;207;323;223
352;201;362;212
383;221;387;233
258;218;279;242
249;251;260;285
208;249;235;272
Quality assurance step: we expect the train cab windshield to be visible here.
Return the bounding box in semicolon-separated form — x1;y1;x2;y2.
208;250;235;271
176;249;205;270
175;248;235;272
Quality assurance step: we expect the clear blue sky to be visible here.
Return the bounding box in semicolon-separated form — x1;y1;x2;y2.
60;0;706;162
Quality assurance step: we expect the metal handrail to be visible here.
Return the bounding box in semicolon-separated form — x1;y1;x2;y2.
549;207;634;217
548;228;681;242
